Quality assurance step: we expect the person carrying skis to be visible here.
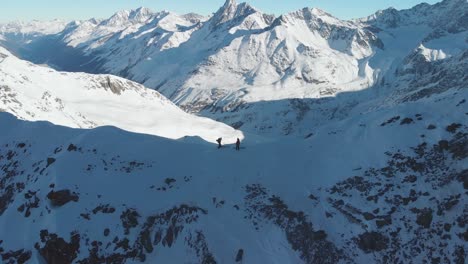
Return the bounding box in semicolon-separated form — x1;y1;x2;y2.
216;137;222;149
236;138;241;151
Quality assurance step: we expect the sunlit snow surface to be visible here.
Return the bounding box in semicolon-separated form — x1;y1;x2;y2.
0;47;242;144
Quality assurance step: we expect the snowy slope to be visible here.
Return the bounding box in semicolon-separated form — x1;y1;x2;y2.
0;1;467;263
0;20;68;36
0;81;466;263
0;47;242;143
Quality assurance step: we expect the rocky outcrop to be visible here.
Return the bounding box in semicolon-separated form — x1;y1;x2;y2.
36;230;80;264
47;190;79;207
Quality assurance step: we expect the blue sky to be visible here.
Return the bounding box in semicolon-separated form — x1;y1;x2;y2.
1;0;440;22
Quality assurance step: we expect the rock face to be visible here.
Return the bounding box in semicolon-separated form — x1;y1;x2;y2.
47;190;79;207
0;249;32;264
37;230;81;264
357;232;389;253
416;208;433;228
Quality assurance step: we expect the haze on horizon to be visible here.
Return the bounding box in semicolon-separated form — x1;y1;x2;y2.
0;0;441;23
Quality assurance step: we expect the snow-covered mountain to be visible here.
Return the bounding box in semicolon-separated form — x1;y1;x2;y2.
0;19;68;56
0;0;467;263
0;20;68;36
1;0;465;138
0;47;242;143
0;79;466;263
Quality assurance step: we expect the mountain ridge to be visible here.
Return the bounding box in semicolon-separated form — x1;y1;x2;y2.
0;1;467;263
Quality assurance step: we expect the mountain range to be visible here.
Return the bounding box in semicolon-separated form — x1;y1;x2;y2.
0;0;466;137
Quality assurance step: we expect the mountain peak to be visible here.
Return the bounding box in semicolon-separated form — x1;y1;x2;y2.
223;0;237;8
101;7;155;27
210;0;257;27
306;7;342;23
129;7;154;22
277;7;343;27
102;10;130;26
308;7;327;16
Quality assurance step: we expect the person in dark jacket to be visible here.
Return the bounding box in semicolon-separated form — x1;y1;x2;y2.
236;138;241;151
216;137;222;149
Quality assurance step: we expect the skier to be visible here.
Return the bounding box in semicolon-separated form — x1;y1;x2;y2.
216;137;222;149
236;138;241;151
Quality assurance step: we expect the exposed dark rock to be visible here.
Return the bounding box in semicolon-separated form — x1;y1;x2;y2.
356;232;389;253
427;124;437;130
235;249;244;262
17;190;40;217
330;176;372;194
456;99;466;107
438;140;450;151
456;214;466;228
46;157;56;167
231;121;244;129
415;208;433;228
326;127;467;261
453;246;465;264
80;213;91;220
6;150;16;160
17;204;25;212
99;76;127;95
400;118;414;125
92;204;116;214
456;169;468;189
381;116;400;126
120;209;140;235
1;249;32;264
67;144;78;151
77;237;138;264
135;204;207;260
186;231;217;264
444;223;452;232
47;190;79;207
38;230;80;264
447;132;468;159
0;146;26;216
0;186;15;216
446;123;462;133
376;216;392;228
402;175;417;183
245;184;345;263
437;195;460;216
363;212;376;220
164;178;176;185
460;231;468;241
120;161;146;173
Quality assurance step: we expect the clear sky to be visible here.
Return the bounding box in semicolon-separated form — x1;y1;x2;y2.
0;0;441;23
